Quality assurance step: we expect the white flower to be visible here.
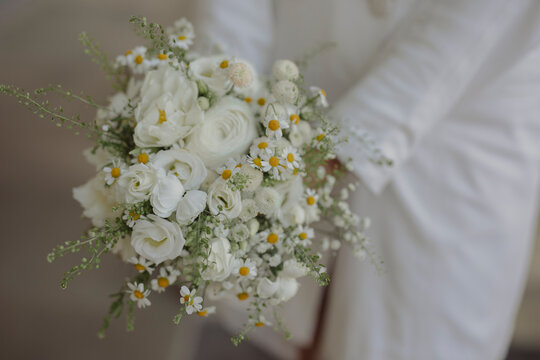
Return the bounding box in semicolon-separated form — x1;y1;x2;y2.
217;158;242;181
238;165;263;192
134;66;203;147
117;163;158;203
249;137;273;157
151;266;180;293
268;254;282;267
233;258;257;280
264;107;290;139
310;86;329;107
186;97;257;169
201;237;236;282
290;121;312;147
281;146;301;170
247;218;260;236
196;305;216;317
294;226;314;245
260;153;286;180
72;174;120;227
103;160;126;185
127;282;151;308
274;277;299;303
304;188;319;207
230;223;250;242
255;187;282;216
152;148;207;191
227;62;254;88
251;315;272;328
180;286;203;314
282;259;308;278
148;172;183;218
116;46;154;74
131;215;185;264
257;278;279;299
167;18;195;50
122;210;145;228
188;55;232;96
272;59;299;81
175;190;207;225
272;80;298;104
129;256;155;274
207;179;242;220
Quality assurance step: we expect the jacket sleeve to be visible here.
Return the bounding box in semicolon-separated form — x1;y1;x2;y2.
334;0;528;194
184;0;276;72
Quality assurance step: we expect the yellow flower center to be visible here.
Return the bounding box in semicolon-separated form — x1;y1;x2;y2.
287;153;295;162
289;114;300;124
235;164;242;168
316;134;325;142
255;322;265;327
257;142;268;149
158;109;167;124
239;267;250;276
269;156;280;167
253;158;262;167
184;294;190;302
134;264;145;272
221;169;232;180
268;120;280;131
135;55;143;65
129;212;140;221
237;292;249;301
244;97;252;103
197;310;207;317
178;35;187;40
267;233;278;244
219;60;229;69
299;232;308;240
320;89;327;97
134;290;144;299
157;277;169;288
306;196;316;206
157;53;168;60
124;50;133;56
257;98;266;106
137;153;149;164
111;167;121;178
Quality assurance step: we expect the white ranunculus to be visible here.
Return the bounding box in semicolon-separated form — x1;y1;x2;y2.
189;55;232;96
175;190;207;225
117;163;158;204
201;237;237;282
152;148;207;190
186;97;256;169
257;277;280;299
150;173;184;218
282;259;308;278
207;179;242;220
255;187;282;216
134;66;203;147
272;59;299;81
73;174;120;227
272;80;299;104
131;215;185;264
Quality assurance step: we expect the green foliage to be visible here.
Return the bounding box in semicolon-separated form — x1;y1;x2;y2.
98;290;125;339
294;245;330;286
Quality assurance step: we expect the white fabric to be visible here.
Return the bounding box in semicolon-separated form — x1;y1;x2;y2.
182;1;540;359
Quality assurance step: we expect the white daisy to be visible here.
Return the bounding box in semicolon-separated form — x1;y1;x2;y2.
151;265;180;293
263;107;289;139
167;18;195;50
122;210;145;228
304;188;319;207
196;305;216;318
247;155;264;170
314;128;327;149
126;282;151;308
260;153;286;180
251;315;272;328
115;46;153;74
249;137;274;157
216;158;243;181
293;225;315;246
180;286;203;314
233;258;257;280
130;151;154;165
129;256;155;274
310;86;329;107
281;146;300;170
103;160;126;185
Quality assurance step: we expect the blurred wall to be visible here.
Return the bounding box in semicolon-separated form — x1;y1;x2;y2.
0;1;538;360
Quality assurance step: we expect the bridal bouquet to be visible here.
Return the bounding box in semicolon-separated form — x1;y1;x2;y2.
1;16;386;343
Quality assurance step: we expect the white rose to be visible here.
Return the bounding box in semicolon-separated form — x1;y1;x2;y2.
272;80;298;104
73;174;120;227
117;163;158;203
131;215;185;264
189;55;232;96
186;97;256;169
175;190;207;225
150;173;184;218
257;277;280;299
272;59;299;81
201;237;237;282
152;148;207;190
207;179;242;220
255;187;282;216
282;259;308;278
134;66;203;147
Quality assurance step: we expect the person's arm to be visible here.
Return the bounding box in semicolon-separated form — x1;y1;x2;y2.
335;0;529;194
185;0;275;72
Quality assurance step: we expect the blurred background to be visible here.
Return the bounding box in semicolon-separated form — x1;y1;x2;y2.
0;1;539;359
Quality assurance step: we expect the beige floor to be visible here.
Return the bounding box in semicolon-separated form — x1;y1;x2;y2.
0;1;538;359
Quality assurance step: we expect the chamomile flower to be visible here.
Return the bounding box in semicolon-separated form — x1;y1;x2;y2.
287;109;301;131
263;107;289;139
167;18;195;50
180;286;203;314
151;266;181;293
217;158;243;181
103;160;126;185
251;315;272;328
304;188;319;207
116;46;152;74
196;305;216;318
294;225;315;246
127;282;151;308
281;146;300;170
250;137;274;157
130;150;154;165
314;128;327;149
310;86;329;108
233;258;257;280
261;153;286;180
247;155;264;170
122;210;145;227
129;256;155;274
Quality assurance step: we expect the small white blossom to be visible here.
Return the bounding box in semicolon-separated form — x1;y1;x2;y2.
180;286;203;314
127;282;151;308
151;266;180;293
129;256;155;274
